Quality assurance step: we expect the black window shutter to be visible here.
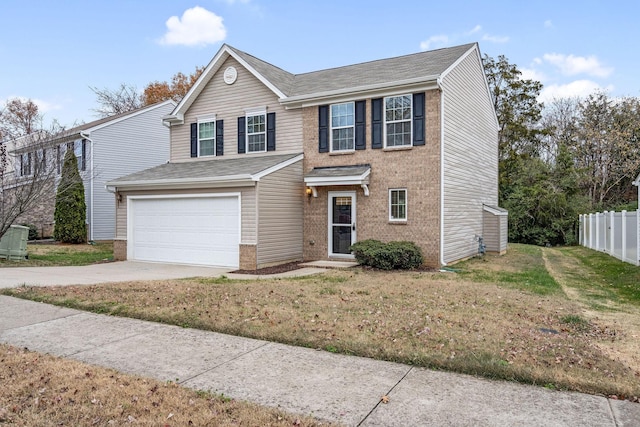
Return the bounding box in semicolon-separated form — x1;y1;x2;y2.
413;92;425;146
216;120;224;156
355;100;366;150
266;112;276;151
190;123;198;157
237;117;246;154
81;139;86;170
318;105;329;153
371;98;383;149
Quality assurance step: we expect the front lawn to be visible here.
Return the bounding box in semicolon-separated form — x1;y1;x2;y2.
4;244;639;400
0;242;113;267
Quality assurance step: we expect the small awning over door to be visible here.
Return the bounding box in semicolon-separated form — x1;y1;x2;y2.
304;164;371;197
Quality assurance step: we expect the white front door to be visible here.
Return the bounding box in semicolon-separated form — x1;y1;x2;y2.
328;191;356;258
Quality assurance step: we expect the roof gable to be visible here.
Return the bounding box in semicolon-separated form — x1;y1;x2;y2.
167;45;295;123
166;42;479;121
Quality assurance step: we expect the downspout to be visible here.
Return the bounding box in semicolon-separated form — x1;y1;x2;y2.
437;77;446;266
79;131;94;242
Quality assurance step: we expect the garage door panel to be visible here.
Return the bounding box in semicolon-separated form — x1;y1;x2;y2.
130;196;239;268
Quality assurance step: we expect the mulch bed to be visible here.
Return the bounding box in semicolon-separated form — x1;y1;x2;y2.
230;261;304;275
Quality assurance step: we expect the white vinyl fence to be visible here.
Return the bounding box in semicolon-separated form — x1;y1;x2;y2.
579;210;640;266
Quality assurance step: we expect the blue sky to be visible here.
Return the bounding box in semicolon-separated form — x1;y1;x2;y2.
1;0;637;128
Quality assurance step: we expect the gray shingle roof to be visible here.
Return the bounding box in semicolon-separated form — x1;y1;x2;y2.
108;153;302;187
227;43;476;98
304;164;371;179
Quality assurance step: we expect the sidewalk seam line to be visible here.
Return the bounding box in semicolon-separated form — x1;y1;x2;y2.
356;366;414;427
177;341;272;386
606;398;619;427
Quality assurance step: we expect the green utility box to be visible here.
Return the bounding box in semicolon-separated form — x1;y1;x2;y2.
0;225;29;260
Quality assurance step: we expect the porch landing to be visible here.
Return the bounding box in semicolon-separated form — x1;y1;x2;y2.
299;260;359;269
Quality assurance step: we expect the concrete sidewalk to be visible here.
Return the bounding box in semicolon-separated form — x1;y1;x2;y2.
1;295;638;426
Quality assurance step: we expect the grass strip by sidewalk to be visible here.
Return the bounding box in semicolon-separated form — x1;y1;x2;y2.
0;344;334;426
0;242;114;267
4;244;639;400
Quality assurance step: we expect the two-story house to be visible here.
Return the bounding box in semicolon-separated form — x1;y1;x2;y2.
10;100;175;240
107;43;506;269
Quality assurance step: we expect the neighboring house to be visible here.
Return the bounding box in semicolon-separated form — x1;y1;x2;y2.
107;43;506;269
9;100;175;240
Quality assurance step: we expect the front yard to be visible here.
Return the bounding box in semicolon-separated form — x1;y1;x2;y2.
0;241;113;267
3;243;639;400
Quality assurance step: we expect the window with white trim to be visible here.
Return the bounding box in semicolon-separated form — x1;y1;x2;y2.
246;113;266;153
385;95;412;147
389;189;407;221
330;102;354;151
198;119;215;156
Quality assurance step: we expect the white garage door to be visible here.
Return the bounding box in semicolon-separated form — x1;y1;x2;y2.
129;196;240;267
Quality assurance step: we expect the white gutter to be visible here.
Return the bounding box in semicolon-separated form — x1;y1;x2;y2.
438;77;446;267
79;130;94;242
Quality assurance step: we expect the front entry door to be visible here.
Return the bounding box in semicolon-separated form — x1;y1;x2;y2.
328;191;356;257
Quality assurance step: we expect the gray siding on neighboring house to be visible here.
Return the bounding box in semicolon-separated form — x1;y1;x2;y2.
441;49;500;263
90;102;174;240
256;160;303;266
115;186;258;244
170;56;303;162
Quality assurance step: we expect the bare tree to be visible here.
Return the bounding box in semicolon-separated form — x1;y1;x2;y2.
0;99;72;239
90;83;142;118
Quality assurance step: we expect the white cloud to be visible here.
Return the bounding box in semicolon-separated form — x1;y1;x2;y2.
538;80;614;103
159;6;226;47
542;53;613;77
520;67;546;82
420;35;449;51
482;33;509;43
544;20;553;28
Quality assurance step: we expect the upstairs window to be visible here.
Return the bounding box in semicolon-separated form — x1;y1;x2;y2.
20;152;32;176
330;102;354;151
74;140;86;171
198;119;215;156
246;113;266;153
384;95;412;147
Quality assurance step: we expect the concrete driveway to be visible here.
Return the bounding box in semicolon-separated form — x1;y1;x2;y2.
0;261;233;288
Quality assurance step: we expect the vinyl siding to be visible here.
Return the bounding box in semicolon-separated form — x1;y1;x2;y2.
115;186;257;244
482;210;499;252
441;49;499;263
90;102;174;240
170;57;303;162
256;160;303;266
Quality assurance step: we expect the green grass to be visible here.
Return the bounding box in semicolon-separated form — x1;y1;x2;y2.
0;242;114;267
456;244;563;295
559;246;640;305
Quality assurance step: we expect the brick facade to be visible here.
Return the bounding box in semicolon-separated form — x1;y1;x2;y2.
113;239;127;261
302;90;442;267
239;244;257;270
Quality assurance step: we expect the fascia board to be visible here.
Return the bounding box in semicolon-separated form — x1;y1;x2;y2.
251;154;304;181
170;46;231;117
108;174;254;191
86;100;177;133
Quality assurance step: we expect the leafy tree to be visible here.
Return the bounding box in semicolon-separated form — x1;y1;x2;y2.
574;92;640;208
143;66;204;104
483;54;547;160
53;149;87;243
0;98;42;139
